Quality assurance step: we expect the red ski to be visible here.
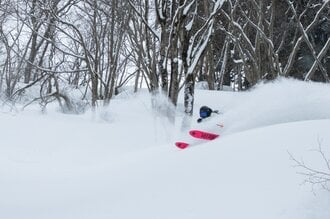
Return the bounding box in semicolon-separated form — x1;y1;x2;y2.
175;142;190;149
175;130;219;149
189;130;219;140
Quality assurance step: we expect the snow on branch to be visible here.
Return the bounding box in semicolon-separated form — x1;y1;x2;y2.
284;0;329;81
283;0;330;78
187;0;226;75
305;37;330;81
128;0;160;41
188;20;214;75
183;0;195;16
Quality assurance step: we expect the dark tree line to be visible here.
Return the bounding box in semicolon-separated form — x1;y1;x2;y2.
0;0;329;116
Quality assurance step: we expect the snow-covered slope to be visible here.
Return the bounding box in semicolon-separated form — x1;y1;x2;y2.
0;78;330;219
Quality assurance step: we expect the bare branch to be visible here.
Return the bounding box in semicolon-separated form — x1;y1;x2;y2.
289;142;330;192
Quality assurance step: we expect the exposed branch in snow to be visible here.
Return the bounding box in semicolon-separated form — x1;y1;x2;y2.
289;140;330;192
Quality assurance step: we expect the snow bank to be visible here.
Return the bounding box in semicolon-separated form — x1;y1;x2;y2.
0;78;329;219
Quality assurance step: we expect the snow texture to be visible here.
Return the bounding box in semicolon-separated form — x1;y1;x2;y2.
0;78;330;219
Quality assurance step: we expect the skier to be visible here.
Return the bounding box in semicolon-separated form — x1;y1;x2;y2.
197;106;219;123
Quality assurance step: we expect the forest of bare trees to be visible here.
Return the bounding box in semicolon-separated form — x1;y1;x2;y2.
0;0;329;115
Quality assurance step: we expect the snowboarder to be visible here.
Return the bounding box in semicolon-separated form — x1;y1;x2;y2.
197;106;219;123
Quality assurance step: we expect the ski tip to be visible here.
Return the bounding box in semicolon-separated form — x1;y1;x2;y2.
175;142;189;149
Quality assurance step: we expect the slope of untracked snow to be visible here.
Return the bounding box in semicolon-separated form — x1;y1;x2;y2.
191;78;330;135
0;78;330;219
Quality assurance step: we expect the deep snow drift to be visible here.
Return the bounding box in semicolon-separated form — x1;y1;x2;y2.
0;78;330;219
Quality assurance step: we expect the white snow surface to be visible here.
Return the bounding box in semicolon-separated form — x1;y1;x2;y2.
1;78;330;219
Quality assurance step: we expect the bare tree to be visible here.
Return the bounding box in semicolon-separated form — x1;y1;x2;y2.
0;0;27;99
1;0;329;115
130;0;226;115
102;0;131;105
13;0;64;84
216;0;282;88
127;0;158;93
282;0;330;81
52;0;131;107
180;0;226;114
209;0;329;89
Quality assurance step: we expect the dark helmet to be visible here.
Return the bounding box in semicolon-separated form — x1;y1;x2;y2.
199;106;213;119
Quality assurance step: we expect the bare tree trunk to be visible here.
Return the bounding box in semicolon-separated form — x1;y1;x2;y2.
184;74;195;115
23;0;38;84
155;0;169;93
168;1;181;106
90;0;99;106
206;44;216;90
217;39;229;90
254;0;264;80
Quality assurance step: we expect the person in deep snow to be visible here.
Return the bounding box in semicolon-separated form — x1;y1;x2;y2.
197;106;219;123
